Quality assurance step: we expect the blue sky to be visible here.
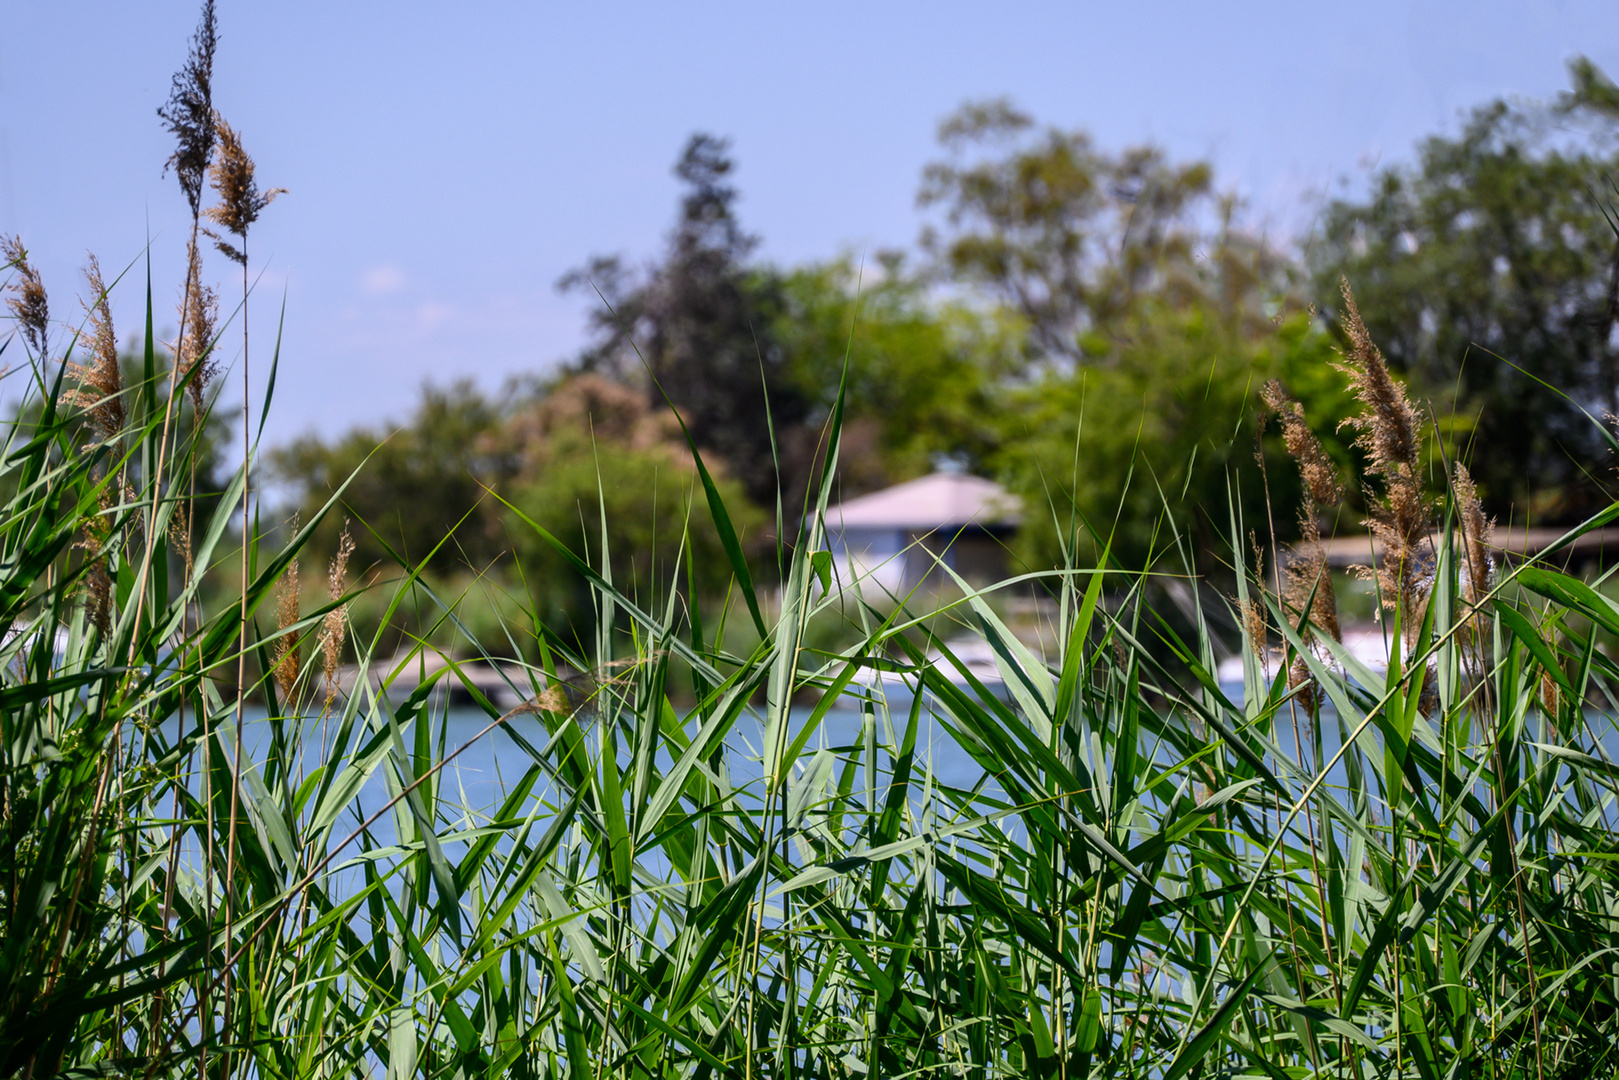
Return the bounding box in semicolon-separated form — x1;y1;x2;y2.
1;1;1615;449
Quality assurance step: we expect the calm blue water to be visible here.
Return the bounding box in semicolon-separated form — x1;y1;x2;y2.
209;690;985;846
206;675;1615;867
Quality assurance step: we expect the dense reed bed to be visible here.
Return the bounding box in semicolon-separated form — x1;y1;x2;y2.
5;229;1619;1079
6;11;1619;1078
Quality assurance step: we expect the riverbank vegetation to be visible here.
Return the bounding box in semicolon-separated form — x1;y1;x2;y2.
6;5;1619;1077
268;59;1619;654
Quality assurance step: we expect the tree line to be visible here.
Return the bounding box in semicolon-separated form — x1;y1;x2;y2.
272;58;1619;632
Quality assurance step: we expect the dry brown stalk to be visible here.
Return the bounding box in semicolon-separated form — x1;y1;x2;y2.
65;256;125;443
204;115;285;266
1334;279;1432;644
176;237;219;412
272;517;300;703
2;236;49;356
213;109;282;1030
154;14;222;1075
320;523;355;712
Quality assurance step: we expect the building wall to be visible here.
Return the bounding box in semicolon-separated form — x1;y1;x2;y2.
827;526;907;594
827;526;1012;595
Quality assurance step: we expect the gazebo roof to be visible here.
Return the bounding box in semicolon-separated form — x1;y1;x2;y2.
823;473;1021;531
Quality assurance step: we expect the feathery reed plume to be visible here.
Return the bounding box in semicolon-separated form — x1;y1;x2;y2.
2;236;49;356
65;255;126;443
1239;596;1267;658
204;115;285;265
1263;379;1344;697
1237;531;1269;659
173;512;195;587
320;523;355;712
1263;380;1342;511
534;684;572;715
1452;463;1494;604
272;519;300;704
78;487;116;635
175;237;219;412
1334;279;1432;643
1539;671;1562;716
157;0;218;219
1451;462;1497;664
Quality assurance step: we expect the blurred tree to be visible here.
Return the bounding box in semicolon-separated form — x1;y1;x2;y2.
769;252;1025;499
561;134;807;507
917;99;1287;367
270;379;509;576
495;374;763;638
1312;56;1619;522
918;100;1338;570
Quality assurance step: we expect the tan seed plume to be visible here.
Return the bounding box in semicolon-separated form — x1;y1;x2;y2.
65;255;126;443
1453;462;1495;647
1452;463;1493;602
1262;379;1342;509
1238;595;1267;658
1334;279;1431;642
204;114;286;265
2;236;49;357
176;237;219;412
1263;379;1343;698
78;486;116;635
1539;670;1561;716
174;512;195;588
272;517;301;704
320;523;355;712
1239;530;1268;658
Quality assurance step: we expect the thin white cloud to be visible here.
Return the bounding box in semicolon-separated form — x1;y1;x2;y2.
415;301;454;330
360;264;407;297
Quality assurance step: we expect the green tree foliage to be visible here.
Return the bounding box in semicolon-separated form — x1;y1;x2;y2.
1312;58;1619;522
996;305;1352;570
269;379;507;575
562;134;806;506
274;80;1619;596
270;372;763;645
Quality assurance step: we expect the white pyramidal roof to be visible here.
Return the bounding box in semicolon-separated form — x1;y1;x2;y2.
823;473;1022;531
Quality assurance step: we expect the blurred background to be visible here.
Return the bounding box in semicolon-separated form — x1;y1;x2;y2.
4;0;1618;653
